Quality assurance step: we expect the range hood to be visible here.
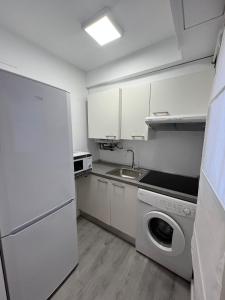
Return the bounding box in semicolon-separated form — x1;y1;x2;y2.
145;114;206;131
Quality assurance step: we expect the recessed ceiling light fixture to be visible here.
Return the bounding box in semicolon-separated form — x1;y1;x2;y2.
83;11;122;46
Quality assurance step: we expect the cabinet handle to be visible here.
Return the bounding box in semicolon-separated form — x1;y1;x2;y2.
105;135;116;139
112;183;125;189
153;111;169;116
97;179;108;184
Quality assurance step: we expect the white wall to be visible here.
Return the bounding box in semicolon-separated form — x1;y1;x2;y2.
0;26;88;152
99;132;204;177
86;37;182;88
90;60;214;176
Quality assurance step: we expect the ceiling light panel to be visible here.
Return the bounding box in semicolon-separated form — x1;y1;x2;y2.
84;15;122;46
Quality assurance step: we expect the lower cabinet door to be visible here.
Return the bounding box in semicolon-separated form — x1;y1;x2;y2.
110;180;137;238
77;175;110;225
77;175;94;216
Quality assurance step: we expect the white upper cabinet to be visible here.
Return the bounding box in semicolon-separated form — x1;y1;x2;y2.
121;83;150;140
88;88;121;140
150;70;214;117
87;69;214;141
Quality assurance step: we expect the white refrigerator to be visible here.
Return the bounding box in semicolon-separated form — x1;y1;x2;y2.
0;70;78;300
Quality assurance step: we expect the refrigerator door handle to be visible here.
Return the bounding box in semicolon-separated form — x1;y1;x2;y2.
4;199;74;237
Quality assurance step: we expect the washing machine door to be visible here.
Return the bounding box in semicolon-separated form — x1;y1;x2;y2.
144;211;185;256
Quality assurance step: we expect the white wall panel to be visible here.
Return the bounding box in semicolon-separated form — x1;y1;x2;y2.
212;30;225;99
183;0;225;29
203;90;225;208
192;28;225;300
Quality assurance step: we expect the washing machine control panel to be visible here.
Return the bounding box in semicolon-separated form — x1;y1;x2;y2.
138;189;196;218
163;201;196;218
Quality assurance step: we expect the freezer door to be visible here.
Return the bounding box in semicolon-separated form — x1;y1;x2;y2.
1;201;78;300
0;70;75;236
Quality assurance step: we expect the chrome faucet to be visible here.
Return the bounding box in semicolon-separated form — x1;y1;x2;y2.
127;149;135;169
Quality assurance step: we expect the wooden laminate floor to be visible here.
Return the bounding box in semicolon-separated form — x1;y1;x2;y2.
51;217;190;300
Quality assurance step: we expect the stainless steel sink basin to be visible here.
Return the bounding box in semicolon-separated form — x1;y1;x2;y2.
106;168;146;180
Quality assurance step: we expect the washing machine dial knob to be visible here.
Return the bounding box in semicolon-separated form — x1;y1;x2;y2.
183;208;191;216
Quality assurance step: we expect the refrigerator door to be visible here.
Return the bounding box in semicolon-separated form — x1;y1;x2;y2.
1;201;78;300
0;71;75;236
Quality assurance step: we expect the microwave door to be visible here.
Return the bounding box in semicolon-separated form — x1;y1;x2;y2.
74;159;84;173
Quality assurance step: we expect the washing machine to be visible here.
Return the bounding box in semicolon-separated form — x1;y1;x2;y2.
136;188;196;281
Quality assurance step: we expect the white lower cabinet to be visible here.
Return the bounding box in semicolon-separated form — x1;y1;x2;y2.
77;175;110;225
109;180;137;238
77;175;137;238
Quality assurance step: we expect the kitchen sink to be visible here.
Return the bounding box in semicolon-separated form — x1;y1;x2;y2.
106;167;146;180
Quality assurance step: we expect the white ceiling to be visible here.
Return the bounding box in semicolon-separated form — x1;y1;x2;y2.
86;0;225;86
0;0;176;71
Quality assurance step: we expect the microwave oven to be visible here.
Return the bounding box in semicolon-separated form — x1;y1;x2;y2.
73;152;92;176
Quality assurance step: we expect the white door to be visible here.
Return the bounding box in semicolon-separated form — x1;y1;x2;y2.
150;70;214;117
192;30;225;300
0;260;6;300
121;83;150;140
0;71;75;236
2;201;78;300
88;88;121;139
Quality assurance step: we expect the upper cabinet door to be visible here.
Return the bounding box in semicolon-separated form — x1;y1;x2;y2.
121;83;150;140
150;70;214;117
88;88;121;139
